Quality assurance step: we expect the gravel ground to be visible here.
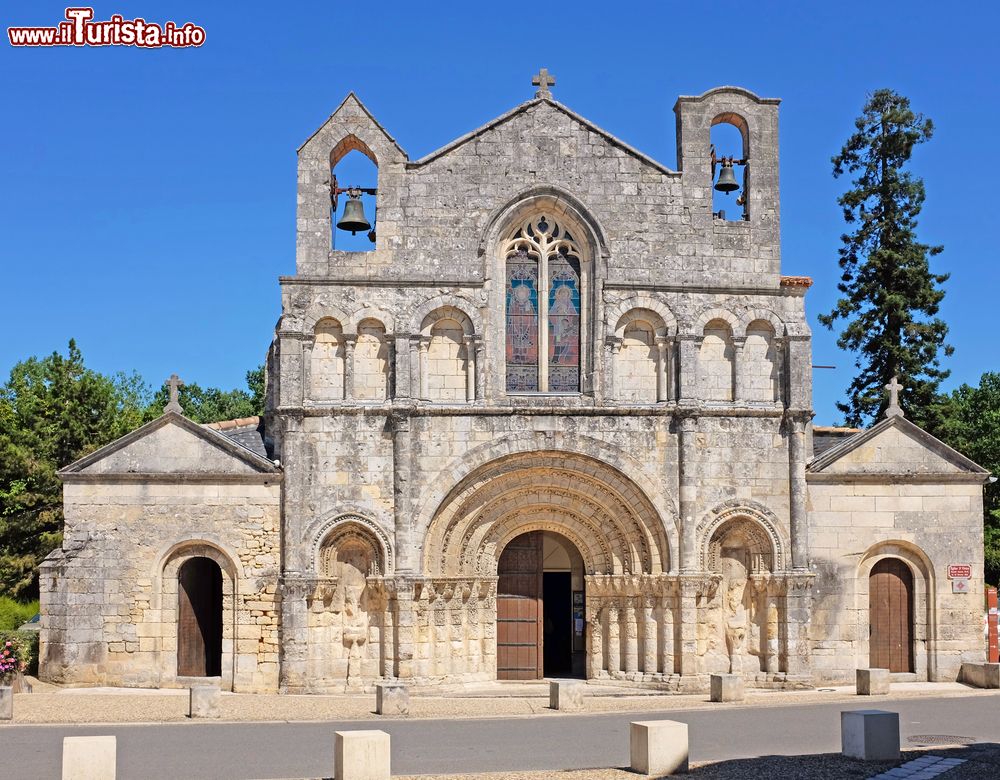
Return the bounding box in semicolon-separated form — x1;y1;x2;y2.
394;745;1000;779
5;681;994;725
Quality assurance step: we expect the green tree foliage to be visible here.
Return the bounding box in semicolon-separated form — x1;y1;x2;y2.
820;89;952;428
0;341;147;599
144;365;265;423
936;373;1000;585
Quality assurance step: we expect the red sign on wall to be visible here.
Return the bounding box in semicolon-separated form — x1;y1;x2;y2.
948;564;972;579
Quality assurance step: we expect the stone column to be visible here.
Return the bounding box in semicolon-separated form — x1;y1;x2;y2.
764;579;780;675
467;585;481;676
301;338;314;403
642;594;657;675
278;577;312;692
782;574;814;681
392;579;415;680
658;586;675;676
474;339;486;401
606;602;621;677
588;601;604;678
463;335;476;403
391;412;415;571
414;585;431;679
606;338;622;400
655;337;670;402
788;414;809;570
732;337;746;402
677;576;701;679
433;590;448;677
343;335;357;400
418;337;430;400
393;333;411;399
773;336;786;405
677;335;699;403
623;595;639;677
379;583;395;679
677;414;699;573
407;336;421;400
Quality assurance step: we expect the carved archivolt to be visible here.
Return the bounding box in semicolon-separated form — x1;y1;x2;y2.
310;513;393;576
697;500;785;572
422;451;670;577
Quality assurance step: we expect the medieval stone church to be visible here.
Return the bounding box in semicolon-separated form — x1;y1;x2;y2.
39;75;989;694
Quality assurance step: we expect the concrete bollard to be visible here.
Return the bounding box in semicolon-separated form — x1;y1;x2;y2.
709;673;744;702
189;684;221;718
856;668;890;695
549;680;585;711
375;682;409;715
841;709;900;760
630;720;689;776
335;730;391;780
62;736;117;780
0;685;12;720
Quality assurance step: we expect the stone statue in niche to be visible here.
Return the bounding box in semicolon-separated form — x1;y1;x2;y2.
720;553;749;673
313;531;378;687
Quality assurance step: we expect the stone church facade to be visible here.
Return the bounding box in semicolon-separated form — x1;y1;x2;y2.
39;79;989;694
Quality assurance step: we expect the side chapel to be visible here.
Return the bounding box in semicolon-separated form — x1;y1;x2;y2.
39;73;990;693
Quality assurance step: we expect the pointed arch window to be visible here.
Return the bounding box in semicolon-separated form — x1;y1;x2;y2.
504;215;584;393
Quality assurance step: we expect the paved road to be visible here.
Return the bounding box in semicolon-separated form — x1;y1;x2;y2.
3;695;999;779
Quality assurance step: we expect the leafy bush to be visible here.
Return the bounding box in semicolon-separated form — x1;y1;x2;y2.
0;596;38;631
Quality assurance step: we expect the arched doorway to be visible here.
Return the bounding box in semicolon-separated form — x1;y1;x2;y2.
177;557;223;677
869;558;914;672
497;531;585;680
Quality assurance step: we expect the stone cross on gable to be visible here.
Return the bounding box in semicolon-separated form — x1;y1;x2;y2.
164;373;184;415
532;68;555;99
884;375;904;418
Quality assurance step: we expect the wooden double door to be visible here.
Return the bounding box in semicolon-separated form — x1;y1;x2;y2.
496;531;578;680
869;557;914;673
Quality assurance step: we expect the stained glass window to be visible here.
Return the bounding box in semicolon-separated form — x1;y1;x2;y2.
504;216;583;393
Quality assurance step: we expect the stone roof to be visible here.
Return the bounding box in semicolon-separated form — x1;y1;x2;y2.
203;416;270;460
812;425;862;457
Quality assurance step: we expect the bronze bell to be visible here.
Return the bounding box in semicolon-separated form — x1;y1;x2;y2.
336;194;371;235
714;159;740;194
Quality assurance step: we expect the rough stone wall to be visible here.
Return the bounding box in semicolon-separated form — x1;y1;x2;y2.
807;479;985;683
40;480;281;692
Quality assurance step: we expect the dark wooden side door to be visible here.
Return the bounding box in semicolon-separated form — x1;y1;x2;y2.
869;558;914;672
497;531;543;680
178;557;223;677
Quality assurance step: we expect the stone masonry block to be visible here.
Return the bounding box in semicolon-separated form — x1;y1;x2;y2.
630;720;689;776
189;684;221;718
549;680;585;711
335;729;390;780
62;735;117;780
710;674;744;702
840;710;900;761
375;682;409;715
856;668;890;695
0;686;12;720
960;662;1000;688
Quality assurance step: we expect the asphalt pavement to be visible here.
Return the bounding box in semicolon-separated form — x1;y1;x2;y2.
3;694;998;779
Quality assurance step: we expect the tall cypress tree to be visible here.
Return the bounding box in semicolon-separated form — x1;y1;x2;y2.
819;89;951;428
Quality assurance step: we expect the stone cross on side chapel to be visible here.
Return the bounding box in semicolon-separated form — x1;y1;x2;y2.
164;373;184;415
532;68;555;99
884;375;904;418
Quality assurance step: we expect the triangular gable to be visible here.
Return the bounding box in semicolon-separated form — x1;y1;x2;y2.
410;97;678;176
808;414;989;479
298;92;407;158
59;412;280;479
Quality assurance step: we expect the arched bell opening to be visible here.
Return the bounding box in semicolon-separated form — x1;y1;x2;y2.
496;530;586;680
710;116;749;222
330;136;378;251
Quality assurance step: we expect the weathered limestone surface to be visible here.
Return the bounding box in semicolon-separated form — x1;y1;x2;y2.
959;662;1000;688
856;668;890;695
334;730;390;780
62;735;117;780
710;673;744;702
40;79;989;695
840;710;900;761
189;684;221;718
0;686;12;720
549;680;585;711
375;682;409;715
630;720;689;775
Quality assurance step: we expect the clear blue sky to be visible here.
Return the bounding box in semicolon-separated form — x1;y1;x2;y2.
3;1;996;425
